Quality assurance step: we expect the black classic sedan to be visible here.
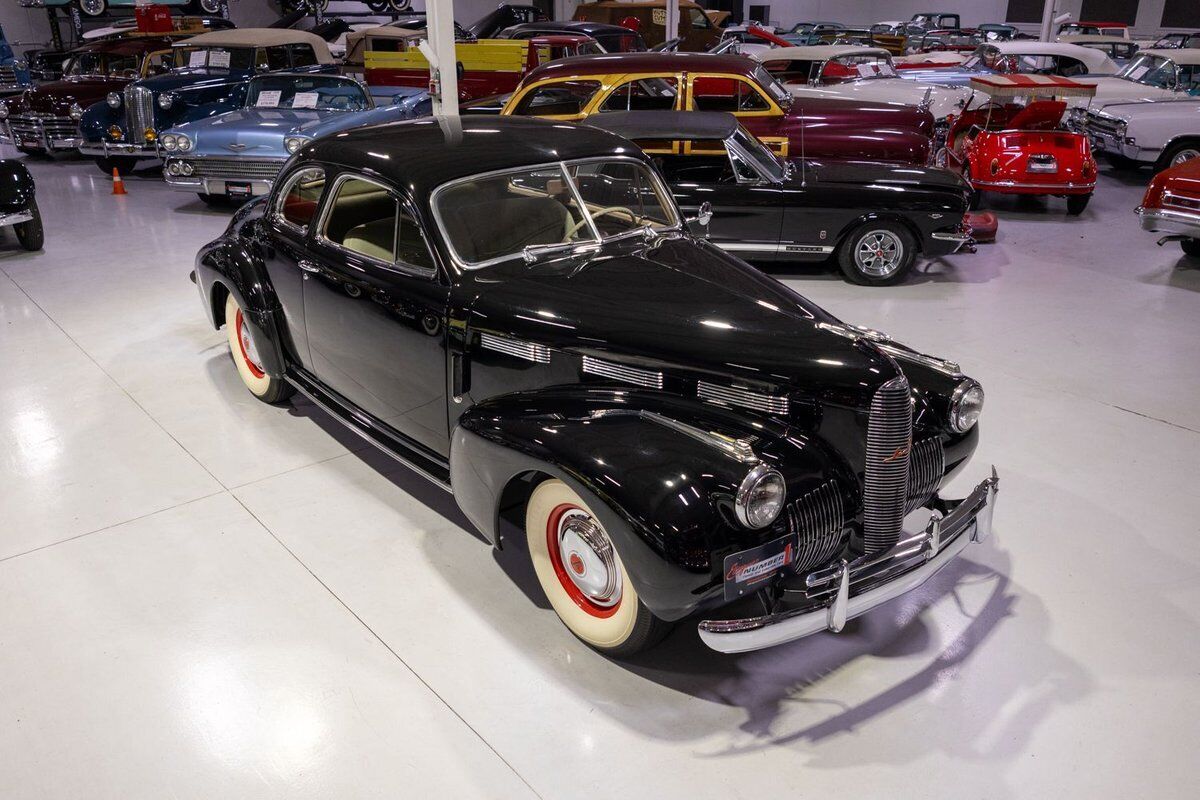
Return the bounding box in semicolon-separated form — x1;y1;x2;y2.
0;159;43;251
590;111;974;285
193;116;997;655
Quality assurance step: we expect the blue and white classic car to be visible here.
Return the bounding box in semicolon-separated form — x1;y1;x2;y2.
159;73;420;203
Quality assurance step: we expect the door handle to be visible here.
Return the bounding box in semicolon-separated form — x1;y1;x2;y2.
298;259;321;274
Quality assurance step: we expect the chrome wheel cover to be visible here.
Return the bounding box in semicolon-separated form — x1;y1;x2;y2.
238;313;263;372
1171;148;1200;166
556;509;622;607
200;0;221;13
79;0;105;15
854;229;904;278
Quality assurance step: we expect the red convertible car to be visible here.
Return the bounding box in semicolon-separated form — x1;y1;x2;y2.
943;74;1098;214
1138;156;1200;258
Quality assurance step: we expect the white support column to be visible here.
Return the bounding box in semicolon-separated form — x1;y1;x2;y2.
664;0;680;45
424;0;459;118
1039;0;1059;42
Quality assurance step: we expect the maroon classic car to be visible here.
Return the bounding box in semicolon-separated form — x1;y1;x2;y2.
500;52;936;165
0;37;175;155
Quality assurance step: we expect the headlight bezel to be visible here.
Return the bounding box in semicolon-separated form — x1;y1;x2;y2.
158;92;176;111
106;92;121;109
68;102;84;121
160;133;178;151
176;134;193;152
0;101;9;120
284;135;309;154
734;464;787;529
949;379;984;433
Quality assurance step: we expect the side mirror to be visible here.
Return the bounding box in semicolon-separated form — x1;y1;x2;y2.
687;201;713;230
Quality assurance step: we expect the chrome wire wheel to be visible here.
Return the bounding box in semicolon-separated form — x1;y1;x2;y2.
78;0;106;16
1171;147;1200;166
854;229;905;278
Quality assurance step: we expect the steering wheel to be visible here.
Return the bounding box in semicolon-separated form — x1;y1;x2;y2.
565;206;637;239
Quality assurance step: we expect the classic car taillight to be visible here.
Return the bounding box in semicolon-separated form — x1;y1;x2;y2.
1141;174;1168;210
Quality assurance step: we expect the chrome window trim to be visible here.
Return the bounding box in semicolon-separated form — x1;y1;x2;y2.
428;154;682;271
272;165;326;237
312;171;438;280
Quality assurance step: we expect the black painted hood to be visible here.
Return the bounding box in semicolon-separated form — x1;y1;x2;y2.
801;160;970;194
464;236;900;407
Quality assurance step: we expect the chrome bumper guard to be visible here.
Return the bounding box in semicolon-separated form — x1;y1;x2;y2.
930;230;975;253
163;175;273;196
1137;206;1200;240
0;122;82;151
0;209;34;227
698;468;999;653
78;140;158;158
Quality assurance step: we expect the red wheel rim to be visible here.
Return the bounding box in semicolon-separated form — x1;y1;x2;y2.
234;307;265;379
546;503;621;618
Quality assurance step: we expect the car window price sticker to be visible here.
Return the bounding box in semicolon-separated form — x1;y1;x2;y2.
291;92;319;109
188;50;206;68
255;90;282;108
209;50;231;69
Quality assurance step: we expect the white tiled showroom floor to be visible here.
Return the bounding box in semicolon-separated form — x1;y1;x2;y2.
1;155;1197;800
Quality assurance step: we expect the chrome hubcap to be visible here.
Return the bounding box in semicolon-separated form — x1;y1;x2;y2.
1172;149;1199;166
854;230;904;277
556;510;621;607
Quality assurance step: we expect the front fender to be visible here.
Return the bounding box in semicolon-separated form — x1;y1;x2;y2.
0;160;35;209
450;387;856;620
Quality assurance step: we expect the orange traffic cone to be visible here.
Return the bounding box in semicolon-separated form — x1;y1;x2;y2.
111;167;127;196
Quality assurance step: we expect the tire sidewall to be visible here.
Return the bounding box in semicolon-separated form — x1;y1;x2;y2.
526;479;640;650
839;221;916;286
15;202;43;251
225;293;275;398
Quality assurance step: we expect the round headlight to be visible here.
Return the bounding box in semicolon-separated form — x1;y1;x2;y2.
106;92;121;109
284;136;308;154
950;379;984;433
68;102;83;121
0;101;8;120
176;134;193;152
160;134;177;151
180;161;194;176
158;93;175;111
735;465;786;529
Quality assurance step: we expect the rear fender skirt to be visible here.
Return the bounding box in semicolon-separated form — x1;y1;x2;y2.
450;388;852;621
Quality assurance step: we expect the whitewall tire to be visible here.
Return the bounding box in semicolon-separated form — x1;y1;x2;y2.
526;479;669;655
224;293;292;404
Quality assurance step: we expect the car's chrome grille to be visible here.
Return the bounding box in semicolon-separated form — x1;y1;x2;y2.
0;65;21;90
6;113;77;139
581;355;663;389
787;480;846;572
479;332;550;363
1085;111;1121;140
183;157;286;181
863;375;912;554
124;84;154;136
905;437;944;513
697;382;789;415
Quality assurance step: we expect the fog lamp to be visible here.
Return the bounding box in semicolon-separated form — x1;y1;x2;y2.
108;124;124;140
180;162;194;176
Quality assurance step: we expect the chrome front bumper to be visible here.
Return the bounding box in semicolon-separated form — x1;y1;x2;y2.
971;178;1095;192
0;209;33;227
163;175;273;196
698;468;999;653
1137;206;1200;239
78;140;159;158
1087;130;1154;162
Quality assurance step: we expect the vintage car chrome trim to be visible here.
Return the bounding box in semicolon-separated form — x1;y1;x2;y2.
479;332;551;363
163;174;273;195
970;178;1096;190
581;355;663;389
697;381;789;415
1137;206;1200;237
0;115;82;150
719;242;836;255
0;209;34;227
697;467;999;653
79;140;159;157
588;408;760;463
816;321;963;376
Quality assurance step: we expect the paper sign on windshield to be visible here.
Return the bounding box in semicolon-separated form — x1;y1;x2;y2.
255;90;282;108
292;92;319;109
1129;65;1149;80
857;63;878;78
188;50;206;68
208;50;231;69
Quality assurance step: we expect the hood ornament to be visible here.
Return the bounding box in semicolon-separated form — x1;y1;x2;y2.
225;143;248;151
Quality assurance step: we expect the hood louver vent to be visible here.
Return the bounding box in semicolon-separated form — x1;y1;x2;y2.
479;333;550;363
697;381;789;415
581;356;663;389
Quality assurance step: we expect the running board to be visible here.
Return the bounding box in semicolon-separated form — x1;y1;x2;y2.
286;371;453;492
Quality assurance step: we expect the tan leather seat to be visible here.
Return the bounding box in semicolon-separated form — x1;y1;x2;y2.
343;217;395;261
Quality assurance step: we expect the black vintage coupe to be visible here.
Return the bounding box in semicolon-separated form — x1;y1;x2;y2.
193;116;997;655
0;159;43;251
590;111;973;285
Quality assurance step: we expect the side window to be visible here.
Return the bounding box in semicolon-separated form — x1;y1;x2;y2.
322;176;398;262
511;80;601;116
289;44;318;68
691;76;770;113
396;207;436;272
145;50;173;76
276;167;326;231
1056;56;1086;77
599;77;679;112
688;8;711;29
264;46;290;71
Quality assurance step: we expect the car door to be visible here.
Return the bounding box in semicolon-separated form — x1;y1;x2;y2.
260;164;329;371
301;172;453;457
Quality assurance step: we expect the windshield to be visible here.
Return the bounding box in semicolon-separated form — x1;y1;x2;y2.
434;158;679;267
822;54;897;81
66;52;140;78
173;46;256;71
730;128;786;182
1118;54;1177;88
246;75;369;111
751;65;792;106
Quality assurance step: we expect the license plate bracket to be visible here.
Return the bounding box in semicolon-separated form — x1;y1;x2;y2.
722;534;796;601
225;181;252;197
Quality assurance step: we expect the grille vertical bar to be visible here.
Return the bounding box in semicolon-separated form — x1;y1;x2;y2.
863;376;912;553
905;437;945;513
125;85;154;136
787;481;846;572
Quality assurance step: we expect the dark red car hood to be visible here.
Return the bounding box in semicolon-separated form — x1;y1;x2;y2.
17;77;128;115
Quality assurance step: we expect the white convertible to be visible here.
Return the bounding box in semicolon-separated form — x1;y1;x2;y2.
752;45;972;121
1084;98;1200;170
1070;49;1200;112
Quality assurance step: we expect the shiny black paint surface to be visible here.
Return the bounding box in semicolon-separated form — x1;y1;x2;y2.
193;117;980;620
0;159;35;213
